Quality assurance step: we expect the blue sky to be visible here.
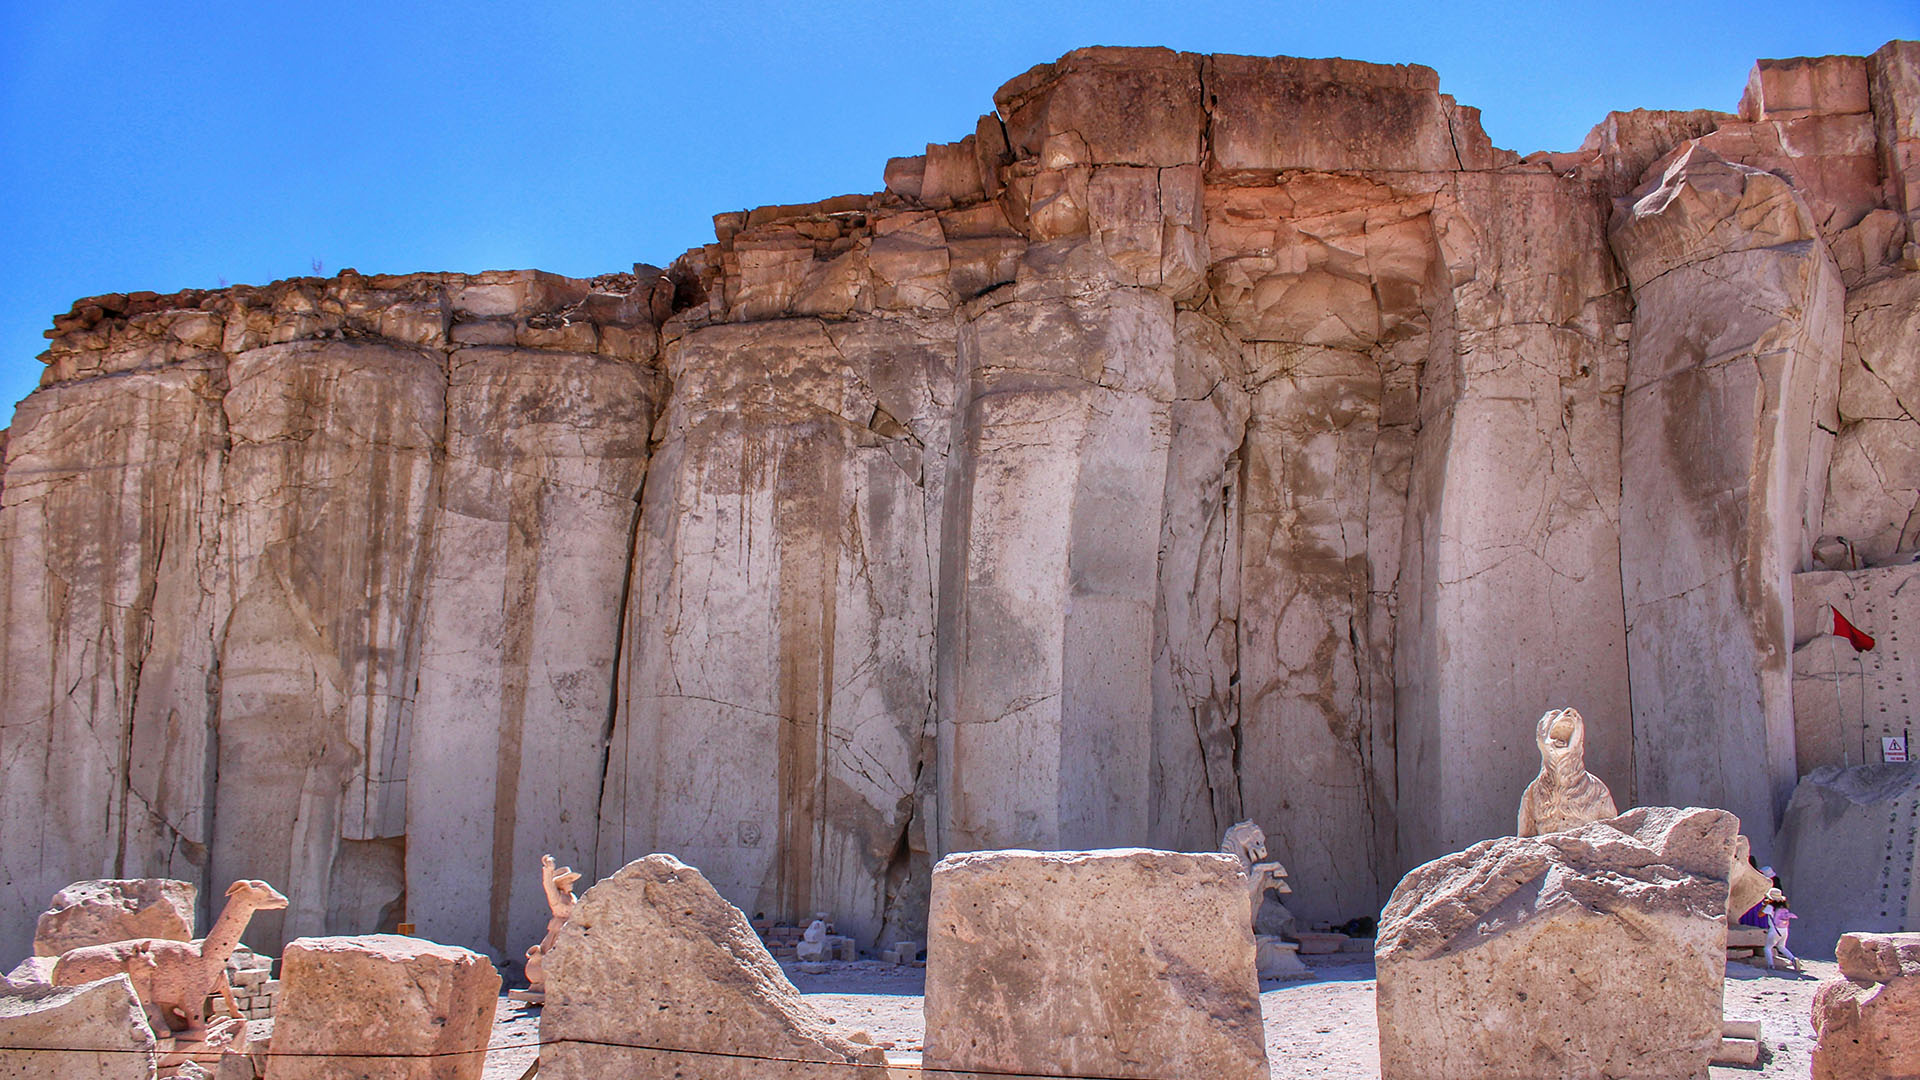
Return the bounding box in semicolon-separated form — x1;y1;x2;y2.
2;1;1915;425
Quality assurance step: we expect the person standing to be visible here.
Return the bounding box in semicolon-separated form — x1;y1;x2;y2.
1763;888;1801;974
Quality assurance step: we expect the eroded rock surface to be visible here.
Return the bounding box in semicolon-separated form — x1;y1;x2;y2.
1376;806;1737;1080
3;41;1919;968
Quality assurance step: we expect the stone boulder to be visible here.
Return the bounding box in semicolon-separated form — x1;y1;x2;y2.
923;848;1267;1080
539;854;885;1079
1376;806;1737;1080
0;958;52;992
34;878;196;956
271;934;499;1080
1839;932;1920;981
1813;931;1920;1079
0;974;156;1079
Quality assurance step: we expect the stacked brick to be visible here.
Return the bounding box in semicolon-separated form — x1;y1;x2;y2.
749;919;856;962
217;946;278;1021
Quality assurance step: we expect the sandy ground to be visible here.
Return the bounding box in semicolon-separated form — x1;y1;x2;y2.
477;953;1834;1079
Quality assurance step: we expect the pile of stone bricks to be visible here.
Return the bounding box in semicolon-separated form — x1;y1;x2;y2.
752;919;806;960
751;917;856;962
218;945;279;1020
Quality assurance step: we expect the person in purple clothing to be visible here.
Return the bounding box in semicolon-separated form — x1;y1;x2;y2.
1762;887;1801;973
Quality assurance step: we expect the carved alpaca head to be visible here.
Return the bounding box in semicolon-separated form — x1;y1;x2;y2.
1535;707;1589;778
225;879;290;910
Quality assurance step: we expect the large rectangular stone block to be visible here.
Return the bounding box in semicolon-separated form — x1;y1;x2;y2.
272;935;499;1080
923;848;1266;1080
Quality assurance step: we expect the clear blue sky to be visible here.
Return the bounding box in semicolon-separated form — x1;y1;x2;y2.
2;1;1914;426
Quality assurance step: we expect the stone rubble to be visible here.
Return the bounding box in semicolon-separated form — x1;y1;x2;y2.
34;880;197;958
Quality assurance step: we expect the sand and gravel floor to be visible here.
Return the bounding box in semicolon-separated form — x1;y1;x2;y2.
479;953;1835;1079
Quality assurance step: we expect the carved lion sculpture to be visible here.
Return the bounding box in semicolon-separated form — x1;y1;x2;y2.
1220;820;1271;867
1517;707;1617;837
1221;819;1292;929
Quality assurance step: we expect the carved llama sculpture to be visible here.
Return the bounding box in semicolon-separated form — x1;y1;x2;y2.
52;879;288;1039
521;853;581;995
1516;707;1617;836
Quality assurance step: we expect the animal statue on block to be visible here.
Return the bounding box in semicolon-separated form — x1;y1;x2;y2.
1221;820;1307;978
1517;707;1618;837
51;879;288;1040
521;853;582;995
1221;820;1293;927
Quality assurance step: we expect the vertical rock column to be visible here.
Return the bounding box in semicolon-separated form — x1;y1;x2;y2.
1396;171;1634;869
1869;41;1920;264
1200;166;1440;920
214;339;447;950
0;352;226;964
1611;145;1843;841
938;276;1177;852
935;47;1201;858
406;344;658;961
598;317;946;947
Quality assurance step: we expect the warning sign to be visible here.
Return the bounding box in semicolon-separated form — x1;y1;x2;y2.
1884;736;1909;763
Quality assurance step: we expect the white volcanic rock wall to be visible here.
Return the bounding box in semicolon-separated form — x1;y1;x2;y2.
2;42;1918;965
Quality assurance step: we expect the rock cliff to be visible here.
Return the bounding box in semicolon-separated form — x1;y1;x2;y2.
3;42;1917;964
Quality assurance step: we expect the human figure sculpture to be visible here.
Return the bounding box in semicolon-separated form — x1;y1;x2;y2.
51;879;288;1040
521;853;582;994
1221;820;1292;927
1517;707;1617;836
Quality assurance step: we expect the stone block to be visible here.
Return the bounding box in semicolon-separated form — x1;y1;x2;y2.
0;974;156;1079
1813;955;1920;1079
1;957;52;992
1740;54;1871;120
1256;936;1310;979
993;47;1204;168
923;849;1267;1080
271;935;499;1080
34;878;197;956
1293;931;1349;955
1204;53;1462;173
1377;807;1736;1080
1839;932;1920;984
539;854;884;1079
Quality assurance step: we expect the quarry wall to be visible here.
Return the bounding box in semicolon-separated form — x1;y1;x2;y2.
2;42;1917;965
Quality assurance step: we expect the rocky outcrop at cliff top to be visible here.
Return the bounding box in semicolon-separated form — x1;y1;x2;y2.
2;42;1916;966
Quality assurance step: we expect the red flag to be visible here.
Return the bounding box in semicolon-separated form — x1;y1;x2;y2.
1833;606;1876;652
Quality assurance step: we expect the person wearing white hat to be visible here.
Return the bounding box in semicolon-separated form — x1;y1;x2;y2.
1763;887;1801;973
